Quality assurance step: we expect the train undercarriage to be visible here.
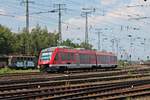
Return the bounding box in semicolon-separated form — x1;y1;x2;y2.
39;64;118;73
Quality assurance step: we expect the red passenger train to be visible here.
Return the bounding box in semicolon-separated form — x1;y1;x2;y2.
38;47;118;72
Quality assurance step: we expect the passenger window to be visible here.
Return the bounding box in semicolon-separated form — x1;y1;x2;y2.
71;53;74;60
54;54;58;61
61;53;66;61
67;53;71;60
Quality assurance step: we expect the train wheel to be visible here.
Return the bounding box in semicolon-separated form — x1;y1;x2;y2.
58;66;65;73
92;66;97;71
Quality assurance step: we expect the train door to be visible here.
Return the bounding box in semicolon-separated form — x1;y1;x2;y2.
53;53;59;64
75;53;80;68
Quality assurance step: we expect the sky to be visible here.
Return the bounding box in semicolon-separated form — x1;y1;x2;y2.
0;0;150;60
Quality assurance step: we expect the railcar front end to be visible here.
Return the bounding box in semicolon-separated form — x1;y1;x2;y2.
38;47;58;72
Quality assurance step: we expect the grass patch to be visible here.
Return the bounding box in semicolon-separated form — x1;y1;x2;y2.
118;60;129;68
0;67;39;75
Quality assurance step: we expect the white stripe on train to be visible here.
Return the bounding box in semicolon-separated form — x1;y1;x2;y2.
49;64;117;69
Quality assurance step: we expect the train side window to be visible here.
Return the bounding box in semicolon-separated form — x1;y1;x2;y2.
101;56;103;63
80;54;89;64
21;57;23;62
86;55;89;63
54;54;58;61
16;57;19;61
107;56;109;63
31;58;33;61
98;56;101;62
79;54;84;64
71;53;74;60
113;56;117;62
111;56;113;62
104;56;107;63
100;56;102;63
110;56;112;62
91;55;95;60
30;57;32;61
67;53;71;60
67;53;74;61
105;56;107;63
61;53;65;61
102;55;105;63
112;56;114;62
83;55;85;63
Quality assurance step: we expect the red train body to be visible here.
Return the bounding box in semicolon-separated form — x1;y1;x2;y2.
38;47;117;72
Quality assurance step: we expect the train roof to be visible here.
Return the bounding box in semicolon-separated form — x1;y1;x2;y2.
41;46;72;52
96;51;116;56
42;47;116;56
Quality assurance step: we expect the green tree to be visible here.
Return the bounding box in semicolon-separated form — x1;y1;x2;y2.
80;42;93;50
61;39;82;48
30;25;59;55
0;25;14;54
13;28;31;54
0;24;93;56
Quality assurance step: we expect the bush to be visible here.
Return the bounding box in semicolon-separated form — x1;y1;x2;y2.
0;67;39;74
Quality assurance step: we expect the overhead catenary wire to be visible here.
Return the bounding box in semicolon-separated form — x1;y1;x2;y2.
0;0;146;30
0;0;149;34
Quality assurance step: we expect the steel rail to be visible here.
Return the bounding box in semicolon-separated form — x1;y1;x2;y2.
64;84;150;100
1;77;150;100
0;67;150;86
43;80;150;100
0;73;149;92
0;75;150;100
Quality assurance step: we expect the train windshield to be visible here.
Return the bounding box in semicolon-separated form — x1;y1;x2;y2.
40;52;52;61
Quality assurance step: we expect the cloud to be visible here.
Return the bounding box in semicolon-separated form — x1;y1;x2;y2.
101;0;118;5
16;16;26;21
62;0;148;51
16;15;37;22
107;6;145;20
0;8;6;15
64;2;146;30
65;17;85;28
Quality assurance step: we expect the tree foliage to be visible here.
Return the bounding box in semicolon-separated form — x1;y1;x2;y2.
0;25;14;54
0;24;93;56
80;42;93;50
61;39;80;48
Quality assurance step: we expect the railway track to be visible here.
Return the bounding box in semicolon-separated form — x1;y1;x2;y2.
0;67;149;88
0;73;149;91
1;75;150;100
0;66;149;85
0;65;147;81
0;66;149;100
0;74;150;99
59;84;150;100
1;80;150;100
44;79;150;100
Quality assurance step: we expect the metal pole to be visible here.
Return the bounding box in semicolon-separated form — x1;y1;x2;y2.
98;32;100;50
116;40;119;57
58;4;62;45
81;8;95;45
85;13;88;44
26;0;29;33
25;0;29;54
53;4;65;45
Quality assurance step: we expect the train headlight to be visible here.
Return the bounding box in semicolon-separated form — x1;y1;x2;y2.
37;65;40;69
